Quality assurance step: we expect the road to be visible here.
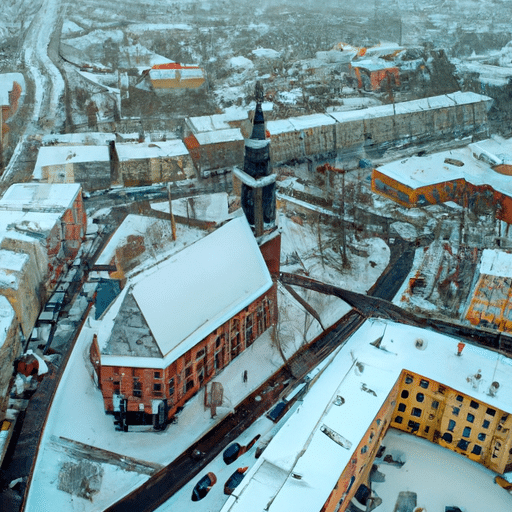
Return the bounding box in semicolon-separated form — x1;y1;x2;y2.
2;0;66;185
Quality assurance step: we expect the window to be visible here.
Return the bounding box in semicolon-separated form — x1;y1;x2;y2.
452;407;460;416
416;393;424;403
113;381;120;394
438;385;446;394
478;433;486;442
401;390;409;399
463;427;471;438
457;439;469;451
432;400;439;410
411;407;422;418
467;413;475;423
395;416;403;424
185;379;194;393
470;400;479;409
407;420;420;432
486;408;496;417
185;366;192;378
361;445;368;454
133;379;142;398
472;445;482;456
442;432;453;443
196;349;205;360
154;371;161;379
215;336;221;348
168;378;175;397
482;420;490;429
405;375;414;385
456;395;464;403
215;350;223;371
424;426;430;434
448;420;456;432
398;403;406;412
153;383;162;396
419;379;429;389
245;314;254;346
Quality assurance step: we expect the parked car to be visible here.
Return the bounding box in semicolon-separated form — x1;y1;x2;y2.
191;472;217;501
223;435;261;465
224;467;248;495
223;443;242;465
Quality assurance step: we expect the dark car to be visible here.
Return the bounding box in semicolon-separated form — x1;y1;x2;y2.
224;467;248;495
191;472;217;501
223;443;242;465
223;435;261;465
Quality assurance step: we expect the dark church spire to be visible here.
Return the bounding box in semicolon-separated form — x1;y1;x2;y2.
251;81;266;141
239;82;276;237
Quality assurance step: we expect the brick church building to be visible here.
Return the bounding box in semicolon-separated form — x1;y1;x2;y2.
90;85;281;430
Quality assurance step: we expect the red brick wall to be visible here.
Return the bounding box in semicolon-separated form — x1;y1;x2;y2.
45;189;87;288
99;287;276;420
259;233;281;276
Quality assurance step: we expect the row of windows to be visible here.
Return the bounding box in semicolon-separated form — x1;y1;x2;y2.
441;433;483;455
397;402;493;429
403;375;497;415
111;299;273;400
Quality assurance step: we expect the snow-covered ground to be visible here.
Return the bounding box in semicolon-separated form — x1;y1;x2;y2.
374;428;512;512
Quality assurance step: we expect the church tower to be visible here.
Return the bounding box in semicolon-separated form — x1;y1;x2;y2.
237;82;277;237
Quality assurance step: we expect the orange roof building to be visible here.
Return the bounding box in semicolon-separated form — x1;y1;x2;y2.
149;63;205;90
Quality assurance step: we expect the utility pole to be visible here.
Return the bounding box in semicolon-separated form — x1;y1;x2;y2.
167;182;177;241
317;163;349;267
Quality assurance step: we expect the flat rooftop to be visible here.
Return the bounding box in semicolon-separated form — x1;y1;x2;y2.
0;183;82;212
221;319;512;512
375;137;512;197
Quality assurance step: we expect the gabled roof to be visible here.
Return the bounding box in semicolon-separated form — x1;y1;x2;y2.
99;216;273;367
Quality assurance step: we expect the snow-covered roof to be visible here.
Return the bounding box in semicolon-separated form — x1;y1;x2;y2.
98;216;273;366
456;62;512;87
267;113;336;136
149;66;204;81
194;128;244;145
0;210;64;238
0;73;25;105
33;146;110;180
115;139;189;161
186;108;250;134
351;58;398;71
0;296;15;349
222;318;512;512
479;249;512;277
0;249;29;273
375;140;512;196
0;183;81;212
327;92;492;124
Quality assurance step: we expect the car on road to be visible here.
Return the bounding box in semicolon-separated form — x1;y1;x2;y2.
224;467;248;495
191;472;217;501
223;434;261;465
